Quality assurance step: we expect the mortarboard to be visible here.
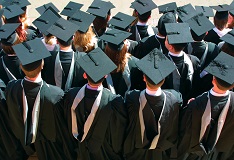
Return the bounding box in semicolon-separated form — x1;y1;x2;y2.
108;12;136;31
195;6;214;17
47;18;80;42
158;2;177;14
36;2;60;15
12;38;51;71
77;47;117;83
186;13;214;36
177;4;197;22
165;22;194;44
0;23;20;45
99;28;132;51
220;29;234;46
33;7;61;36
0;79;6;88
1;0;31;8
210;4;234;20
136;48;176;84
204;51;234;85
69;10;95;33
3;4;24;20
60;1;83;17
131;0;157;15
157;12;176;36
87;0;115;18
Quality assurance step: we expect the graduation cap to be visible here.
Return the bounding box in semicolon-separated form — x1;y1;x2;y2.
3;4;24;20
47;18;79;42
69;10;95;33
131;0;157;15
158;2;177;14
12;38;51;71
99;28;132;51
165;22;194;44
186;13;215;36
0;79;6;88
1;0;31;9
136;48;176;84
157;12;176;36
220;29;234;46
36;2;60;15
108;12;136;31
0;23;20;46
177;4;198;22
204;51;234;85
33;7;61;36
195;6;214;17
87;0;115;18
60;1;83;17
77;47;117;83
210;4;234;20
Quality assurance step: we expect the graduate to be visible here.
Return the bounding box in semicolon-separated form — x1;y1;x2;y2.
5;38;76;160
128;0;157;41
163;22;201;104
0;23;25;85
178;51;234;160
99;28;144;98
124;48;183;160
64;47;127;160
42;17;86;91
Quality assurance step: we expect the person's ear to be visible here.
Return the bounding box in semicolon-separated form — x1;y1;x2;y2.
83;72;87;79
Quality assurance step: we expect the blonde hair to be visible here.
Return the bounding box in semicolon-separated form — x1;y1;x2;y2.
44;34;57;45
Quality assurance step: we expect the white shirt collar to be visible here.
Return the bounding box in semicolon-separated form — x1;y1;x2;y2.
210;88;229;97
60;46;73;52
24;73;43;83
156;34;165;39
146;88;162;96
168;51;184;57
213;27;232;37
137;21;148;26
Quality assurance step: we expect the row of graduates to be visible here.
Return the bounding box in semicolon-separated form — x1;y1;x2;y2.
0;0;233;159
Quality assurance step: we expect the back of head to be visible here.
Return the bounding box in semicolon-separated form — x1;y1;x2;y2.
215;76;234;91
137;10;151;22
57;37;72;47
214;11;229;30
158;12;176;36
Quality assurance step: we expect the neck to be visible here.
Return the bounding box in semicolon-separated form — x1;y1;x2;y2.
60;45;72;51
212;86;227;94
25;73;42;83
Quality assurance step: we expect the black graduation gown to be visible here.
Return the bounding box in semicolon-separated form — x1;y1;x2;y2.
162;54;201;104
178;92;234;160
64;86;127;160
128;25;157;41
204;29;222;45
42;51;87;90
5;80;76;160
0;55;25;85
103;56;145;97
124;89;183;160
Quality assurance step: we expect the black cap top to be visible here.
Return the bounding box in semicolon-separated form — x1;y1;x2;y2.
47;18;80;42
87;0;115;18
12;38;51;71
0;23;20;45
99;28;132;51
210;4;234;20
77;47;117;83
108;12;136;31
220;29;234;46
1;0;31;8
136;48;176;84
36;2;60;15
158;2;177;14
60;1;83;17
33;7;61;36
69;10;95;33
3;4;24;20
157;12;176;36
131;0;157;15
177;3;197;22
195;6;214;17
186;13;215;36
165;22;194;44
204;51;234;85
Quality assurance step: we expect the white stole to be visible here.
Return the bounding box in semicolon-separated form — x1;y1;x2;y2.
138;90;167;149
54;52;75;91
21;80;42;144
71;84;103;142
1;57;17;81
199;93;231;149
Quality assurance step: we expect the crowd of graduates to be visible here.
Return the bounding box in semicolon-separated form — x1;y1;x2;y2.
0;0;234;160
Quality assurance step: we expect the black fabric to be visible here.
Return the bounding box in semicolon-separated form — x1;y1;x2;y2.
204;29;222;45
64;87;127;160
59;51;73;86
129;25;156;41
124;89;183;160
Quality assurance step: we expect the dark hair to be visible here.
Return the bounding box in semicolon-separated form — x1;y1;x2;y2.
57;37;73;47
220;42;234;57
171;43;187;52
137;11;151;22
190;30;206;41
214;15;228;30
144;74;165;87
87;74;105;84
215;77;233;90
